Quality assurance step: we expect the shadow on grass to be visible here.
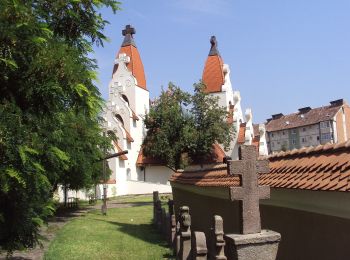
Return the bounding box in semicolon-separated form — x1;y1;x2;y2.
93;218;168;247
108;201;153;207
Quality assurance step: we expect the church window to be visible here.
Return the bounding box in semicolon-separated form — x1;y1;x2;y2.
122;94;129;105
115;114;124;125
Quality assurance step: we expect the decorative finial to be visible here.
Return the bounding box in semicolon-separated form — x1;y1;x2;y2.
208;36;220;56
122;25;136;36
121;25;136;47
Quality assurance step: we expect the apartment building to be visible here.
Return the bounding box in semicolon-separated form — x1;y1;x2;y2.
265;99;350;154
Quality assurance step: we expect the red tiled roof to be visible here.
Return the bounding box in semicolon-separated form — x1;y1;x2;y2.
202;55;224;93
136;148;165;166
265;103;344;132
113;141;128;160
100;179;116;184
171;141;350;192
113;45;147;90
136;143;226;167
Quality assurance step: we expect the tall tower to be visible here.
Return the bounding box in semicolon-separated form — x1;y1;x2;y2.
202;36;244;159
103;25;150;196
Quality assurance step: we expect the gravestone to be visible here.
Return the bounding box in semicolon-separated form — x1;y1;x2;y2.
177;206;192;260
192;231;208;260
155;199;162;231
167;199;176;247
162;207;167;236
213;215;226;260
153;191;159;225
224;145;281;260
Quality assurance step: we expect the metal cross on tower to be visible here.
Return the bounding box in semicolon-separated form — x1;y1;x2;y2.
226;145;270;234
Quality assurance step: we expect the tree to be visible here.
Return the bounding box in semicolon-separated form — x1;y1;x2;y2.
0;0;120;252
143;82;232;169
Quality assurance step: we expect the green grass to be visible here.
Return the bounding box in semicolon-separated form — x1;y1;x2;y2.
44;196;172;260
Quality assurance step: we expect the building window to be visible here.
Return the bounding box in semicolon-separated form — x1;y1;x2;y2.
320;121;330;128
282;131;285;135
292;139;296;145
317;136;320;141
302;127;306;132
301;137;306;143
291;129;297;134
271;133;274;137
321;133;332;140
122;94;129;105
115;114;124;125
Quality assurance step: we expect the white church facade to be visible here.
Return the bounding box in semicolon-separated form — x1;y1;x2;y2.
57;25;268;201
97;25;268;197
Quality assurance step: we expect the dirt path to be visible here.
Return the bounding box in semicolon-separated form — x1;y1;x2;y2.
0;200;144;260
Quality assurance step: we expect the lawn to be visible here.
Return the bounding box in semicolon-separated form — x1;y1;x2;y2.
44;195;173;260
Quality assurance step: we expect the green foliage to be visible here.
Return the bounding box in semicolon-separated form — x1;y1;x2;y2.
0;0;120;252
143;82;232;169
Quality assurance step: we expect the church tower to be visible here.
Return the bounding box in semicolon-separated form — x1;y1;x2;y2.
202;36;244;159
103;25;150;196
202;36;268;158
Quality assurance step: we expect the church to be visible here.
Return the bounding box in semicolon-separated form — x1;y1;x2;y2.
100;25;268;197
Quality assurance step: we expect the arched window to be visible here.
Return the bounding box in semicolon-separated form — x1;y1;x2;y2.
122;94;129;105
115;114;124;125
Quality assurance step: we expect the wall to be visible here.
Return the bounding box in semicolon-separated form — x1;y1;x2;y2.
171;183;350;260
143;165;173;185
126;180;171;194
336;110;346;142
261;205;350;260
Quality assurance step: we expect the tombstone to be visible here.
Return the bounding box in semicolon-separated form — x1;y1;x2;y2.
192;231;208;260
170;214;177;249
153;191;159;225
177;206;191;260
168;199;175;215
224;145;281;260
176;220;181;257
162;207;167;236
155;199;162;231
213;215;226;260
167;199;176;247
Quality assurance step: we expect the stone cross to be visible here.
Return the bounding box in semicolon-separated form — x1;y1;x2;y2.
227;145;270;234
122;24;135;36
213;215;227;260
115;53;130;65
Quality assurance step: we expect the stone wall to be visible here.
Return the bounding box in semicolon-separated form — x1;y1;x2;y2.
171;185;350;260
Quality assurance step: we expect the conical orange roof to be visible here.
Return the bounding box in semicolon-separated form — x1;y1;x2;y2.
202;36;224;93
113;25;147;90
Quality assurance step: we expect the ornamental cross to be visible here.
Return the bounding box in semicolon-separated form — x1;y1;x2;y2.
122;25;135;36
115;53;130;65
226;145;270;234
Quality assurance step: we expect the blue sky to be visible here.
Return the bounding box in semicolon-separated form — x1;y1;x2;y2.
93;0;350;123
